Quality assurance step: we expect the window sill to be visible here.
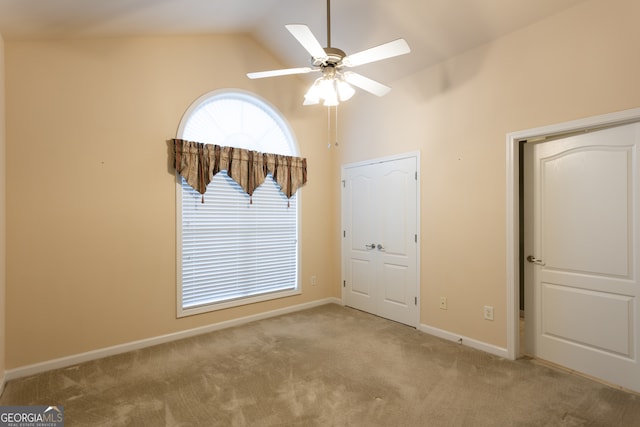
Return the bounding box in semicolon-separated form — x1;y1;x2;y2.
177;288;302;318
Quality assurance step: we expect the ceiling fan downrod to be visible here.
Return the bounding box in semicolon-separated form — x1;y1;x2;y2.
326;0;331;48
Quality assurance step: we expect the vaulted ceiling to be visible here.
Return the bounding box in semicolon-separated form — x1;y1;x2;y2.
0;0;587;82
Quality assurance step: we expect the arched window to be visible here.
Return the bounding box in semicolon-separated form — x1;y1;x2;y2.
176;90;300;317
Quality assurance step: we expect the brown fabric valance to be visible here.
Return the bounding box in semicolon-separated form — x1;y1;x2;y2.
173;139;307;203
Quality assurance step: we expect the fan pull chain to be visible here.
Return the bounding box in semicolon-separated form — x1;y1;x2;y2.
326;106;340;149
327;106;331;149
334;105;339;146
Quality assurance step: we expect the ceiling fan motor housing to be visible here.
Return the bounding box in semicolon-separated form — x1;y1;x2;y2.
312;47;346;68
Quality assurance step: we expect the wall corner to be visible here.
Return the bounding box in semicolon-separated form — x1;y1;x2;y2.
0;30;7;394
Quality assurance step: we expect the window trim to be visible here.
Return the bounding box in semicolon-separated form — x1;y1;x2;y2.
175;89;302;318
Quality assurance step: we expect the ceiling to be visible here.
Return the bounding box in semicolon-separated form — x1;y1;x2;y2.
0;0;587;82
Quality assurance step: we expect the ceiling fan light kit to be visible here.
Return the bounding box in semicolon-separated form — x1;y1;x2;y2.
303;65;356;106
247;0;411;106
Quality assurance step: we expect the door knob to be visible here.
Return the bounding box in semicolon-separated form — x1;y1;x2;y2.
377;244;385;251
526;255;545;266
365;243;376;250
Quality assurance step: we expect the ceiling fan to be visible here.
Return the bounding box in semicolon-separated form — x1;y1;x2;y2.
247;0;411;106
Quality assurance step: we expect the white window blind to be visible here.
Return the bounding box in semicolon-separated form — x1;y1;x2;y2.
176;90;300;316
181;173;298;310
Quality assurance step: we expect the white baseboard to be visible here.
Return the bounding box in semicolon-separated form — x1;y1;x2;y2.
418;323;509;359
5;297;342;382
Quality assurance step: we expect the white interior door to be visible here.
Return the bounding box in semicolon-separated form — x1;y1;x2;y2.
342;155;419;327
524;122;640;392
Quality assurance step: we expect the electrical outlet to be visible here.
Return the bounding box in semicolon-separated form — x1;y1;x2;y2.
439;297;447;310
484;305;494;321
311;275;317;286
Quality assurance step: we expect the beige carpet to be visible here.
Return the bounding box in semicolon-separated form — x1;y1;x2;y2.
1;304;639;426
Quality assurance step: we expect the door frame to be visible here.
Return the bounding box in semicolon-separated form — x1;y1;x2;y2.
341;151;421;327
506;107;640;360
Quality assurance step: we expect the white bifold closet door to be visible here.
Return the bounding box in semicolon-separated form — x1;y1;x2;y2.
342;155;419;327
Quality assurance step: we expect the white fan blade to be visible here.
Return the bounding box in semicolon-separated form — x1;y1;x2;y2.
247;67;316;79
343;39;411;67
285;24;328;61
343;72;391;97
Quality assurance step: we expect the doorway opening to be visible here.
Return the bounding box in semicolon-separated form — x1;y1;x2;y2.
506;107;640;362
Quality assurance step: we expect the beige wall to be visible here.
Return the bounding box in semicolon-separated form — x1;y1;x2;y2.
0;32;6;384
339;0;640;347
5;34;339;369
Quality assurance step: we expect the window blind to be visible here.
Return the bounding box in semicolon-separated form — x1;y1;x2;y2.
180;172;298;310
